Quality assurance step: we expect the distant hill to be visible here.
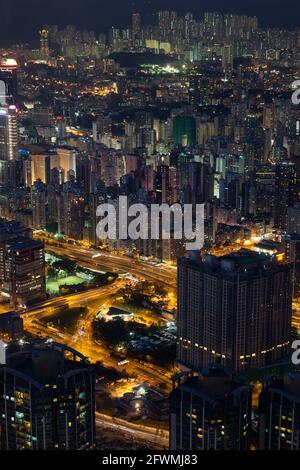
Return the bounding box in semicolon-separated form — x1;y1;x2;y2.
109;52;178;68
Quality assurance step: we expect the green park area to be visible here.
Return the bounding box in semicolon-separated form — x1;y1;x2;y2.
46;275;87;295
45;251;118;296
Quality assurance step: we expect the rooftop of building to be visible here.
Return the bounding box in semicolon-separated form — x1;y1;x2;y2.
4;236;44;251
214;249;271;265
0;219;31;242
0;58;18;69
265;373;300;404
1;341;89;388
18;143;77;155
18;144;56;155
181;249;288;277
172;367;248;401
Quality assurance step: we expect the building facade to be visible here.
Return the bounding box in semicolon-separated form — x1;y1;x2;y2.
177;250;293;372
0;237;46;307
259;373;300;450
169;368;252;450
0;342;95;450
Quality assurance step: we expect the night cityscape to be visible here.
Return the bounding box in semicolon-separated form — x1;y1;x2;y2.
1;0;300;459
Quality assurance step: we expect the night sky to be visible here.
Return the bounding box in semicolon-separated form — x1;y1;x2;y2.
0;0;300;44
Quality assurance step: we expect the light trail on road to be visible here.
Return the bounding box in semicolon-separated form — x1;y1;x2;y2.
95;412;169;448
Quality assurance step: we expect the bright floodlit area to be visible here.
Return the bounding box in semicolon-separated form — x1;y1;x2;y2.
46;275;87;295
45;251;95;295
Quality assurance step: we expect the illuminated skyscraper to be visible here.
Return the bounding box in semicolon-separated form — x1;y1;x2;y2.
177;250;293;372
39;27;50;57
56;146;77;181
0;59;18;160
92;116;112;143
132;0;151;23
0;105;19;161
222;44;234;70
259;373;300;450
0;58;18;105
58;182;85;240
0;342;95;450
158;11;170;37
31;179;47;229
132;12;141;38
283;233;300;298
189;76;200;107
170;368;252;450
0;237;46;307
274;161;297;230
31;153;51;184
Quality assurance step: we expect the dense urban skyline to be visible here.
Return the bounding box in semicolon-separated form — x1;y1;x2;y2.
1;2;300;454
1;0;300;44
